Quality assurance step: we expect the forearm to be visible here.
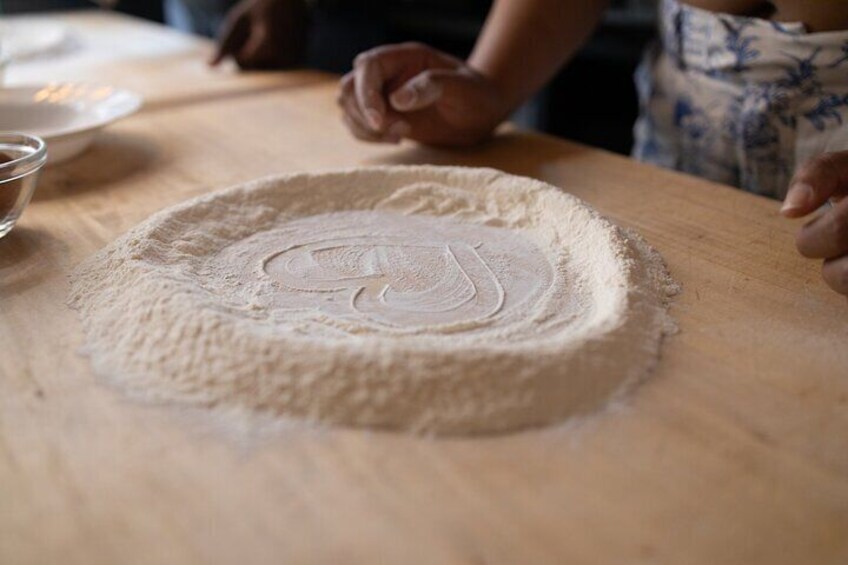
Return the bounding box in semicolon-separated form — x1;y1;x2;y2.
469;0;609;114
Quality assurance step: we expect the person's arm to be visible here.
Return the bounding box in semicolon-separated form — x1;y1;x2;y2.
781;151;848;295
338;0;609;146
468;0;609;113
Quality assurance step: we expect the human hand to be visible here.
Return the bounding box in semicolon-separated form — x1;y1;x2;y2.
781;151;848;295
337;42;509;146
210;0;307;70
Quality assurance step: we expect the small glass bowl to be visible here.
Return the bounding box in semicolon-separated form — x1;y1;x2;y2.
0;133;48;239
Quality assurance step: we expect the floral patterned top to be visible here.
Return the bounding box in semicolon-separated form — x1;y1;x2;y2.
633;0;848;198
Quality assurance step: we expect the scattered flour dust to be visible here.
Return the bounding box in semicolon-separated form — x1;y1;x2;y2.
68;166;679;435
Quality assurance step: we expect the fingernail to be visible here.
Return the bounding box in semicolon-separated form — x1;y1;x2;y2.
365;108;382;130
390;88;415;110
781;182;813;215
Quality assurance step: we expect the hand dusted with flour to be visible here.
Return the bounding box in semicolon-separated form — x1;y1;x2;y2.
69;167;678;435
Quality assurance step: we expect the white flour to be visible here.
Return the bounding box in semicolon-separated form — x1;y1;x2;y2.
69;166;679;435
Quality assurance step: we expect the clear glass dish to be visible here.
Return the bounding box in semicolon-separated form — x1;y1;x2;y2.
0;133;48;239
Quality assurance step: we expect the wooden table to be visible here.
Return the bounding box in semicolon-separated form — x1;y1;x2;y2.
2;11;847;565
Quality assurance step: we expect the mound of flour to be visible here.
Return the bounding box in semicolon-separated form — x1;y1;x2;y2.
69;166;678;435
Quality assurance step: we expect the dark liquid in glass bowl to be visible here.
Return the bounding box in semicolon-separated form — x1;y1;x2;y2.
0;147;40;238
0;151;21;216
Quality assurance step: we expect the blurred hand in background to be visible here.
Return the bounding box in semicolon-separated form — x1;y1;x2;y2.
210;0;307;69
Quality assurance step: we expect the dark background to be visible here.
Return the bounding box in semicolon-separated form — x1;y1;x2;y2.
3;0;657;155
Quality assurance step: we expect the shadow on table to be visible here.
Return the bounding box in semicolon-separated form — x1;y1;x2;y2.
364;131;595;179
0;226;67;297
34;131;160;202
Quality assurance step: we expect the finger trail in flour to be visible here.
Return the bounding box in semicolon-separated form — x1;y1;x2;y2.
216;211;551;334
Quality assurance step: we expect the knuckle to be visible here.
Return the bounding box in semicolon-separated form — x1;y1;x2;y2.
793;155;827;183
354;45;393;68
795;226;819;257
812;153;834;171
368;44;399;57
823;259;848;293
811;153;835;170
817;152;841;169
831;212;848;243
353;52;373;68
805;153;840;181
399;41;428;51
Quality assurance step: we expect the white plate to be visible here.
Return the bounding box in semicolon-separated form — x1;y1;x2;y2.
0;84;143;164
0;20;69;61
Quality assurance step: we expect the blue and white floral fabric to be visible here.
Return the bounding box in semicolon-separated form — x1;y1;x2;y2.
633;0;848;198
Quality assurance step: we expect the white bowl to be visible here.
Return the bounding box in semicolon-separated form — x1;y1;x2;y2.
0;83;143;164
0;19;69;61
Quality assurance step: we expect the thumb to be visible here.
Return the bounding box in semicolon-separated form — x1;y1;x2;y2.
781;151;848;218
389;70;455;112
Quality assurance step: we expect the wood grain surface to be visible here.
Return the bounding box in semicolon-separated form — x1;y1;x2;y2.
1;11;847;565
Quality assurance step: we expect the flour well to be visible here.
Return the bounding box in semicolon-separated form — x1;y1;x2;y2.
69;166;679;435
205;211;557;336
